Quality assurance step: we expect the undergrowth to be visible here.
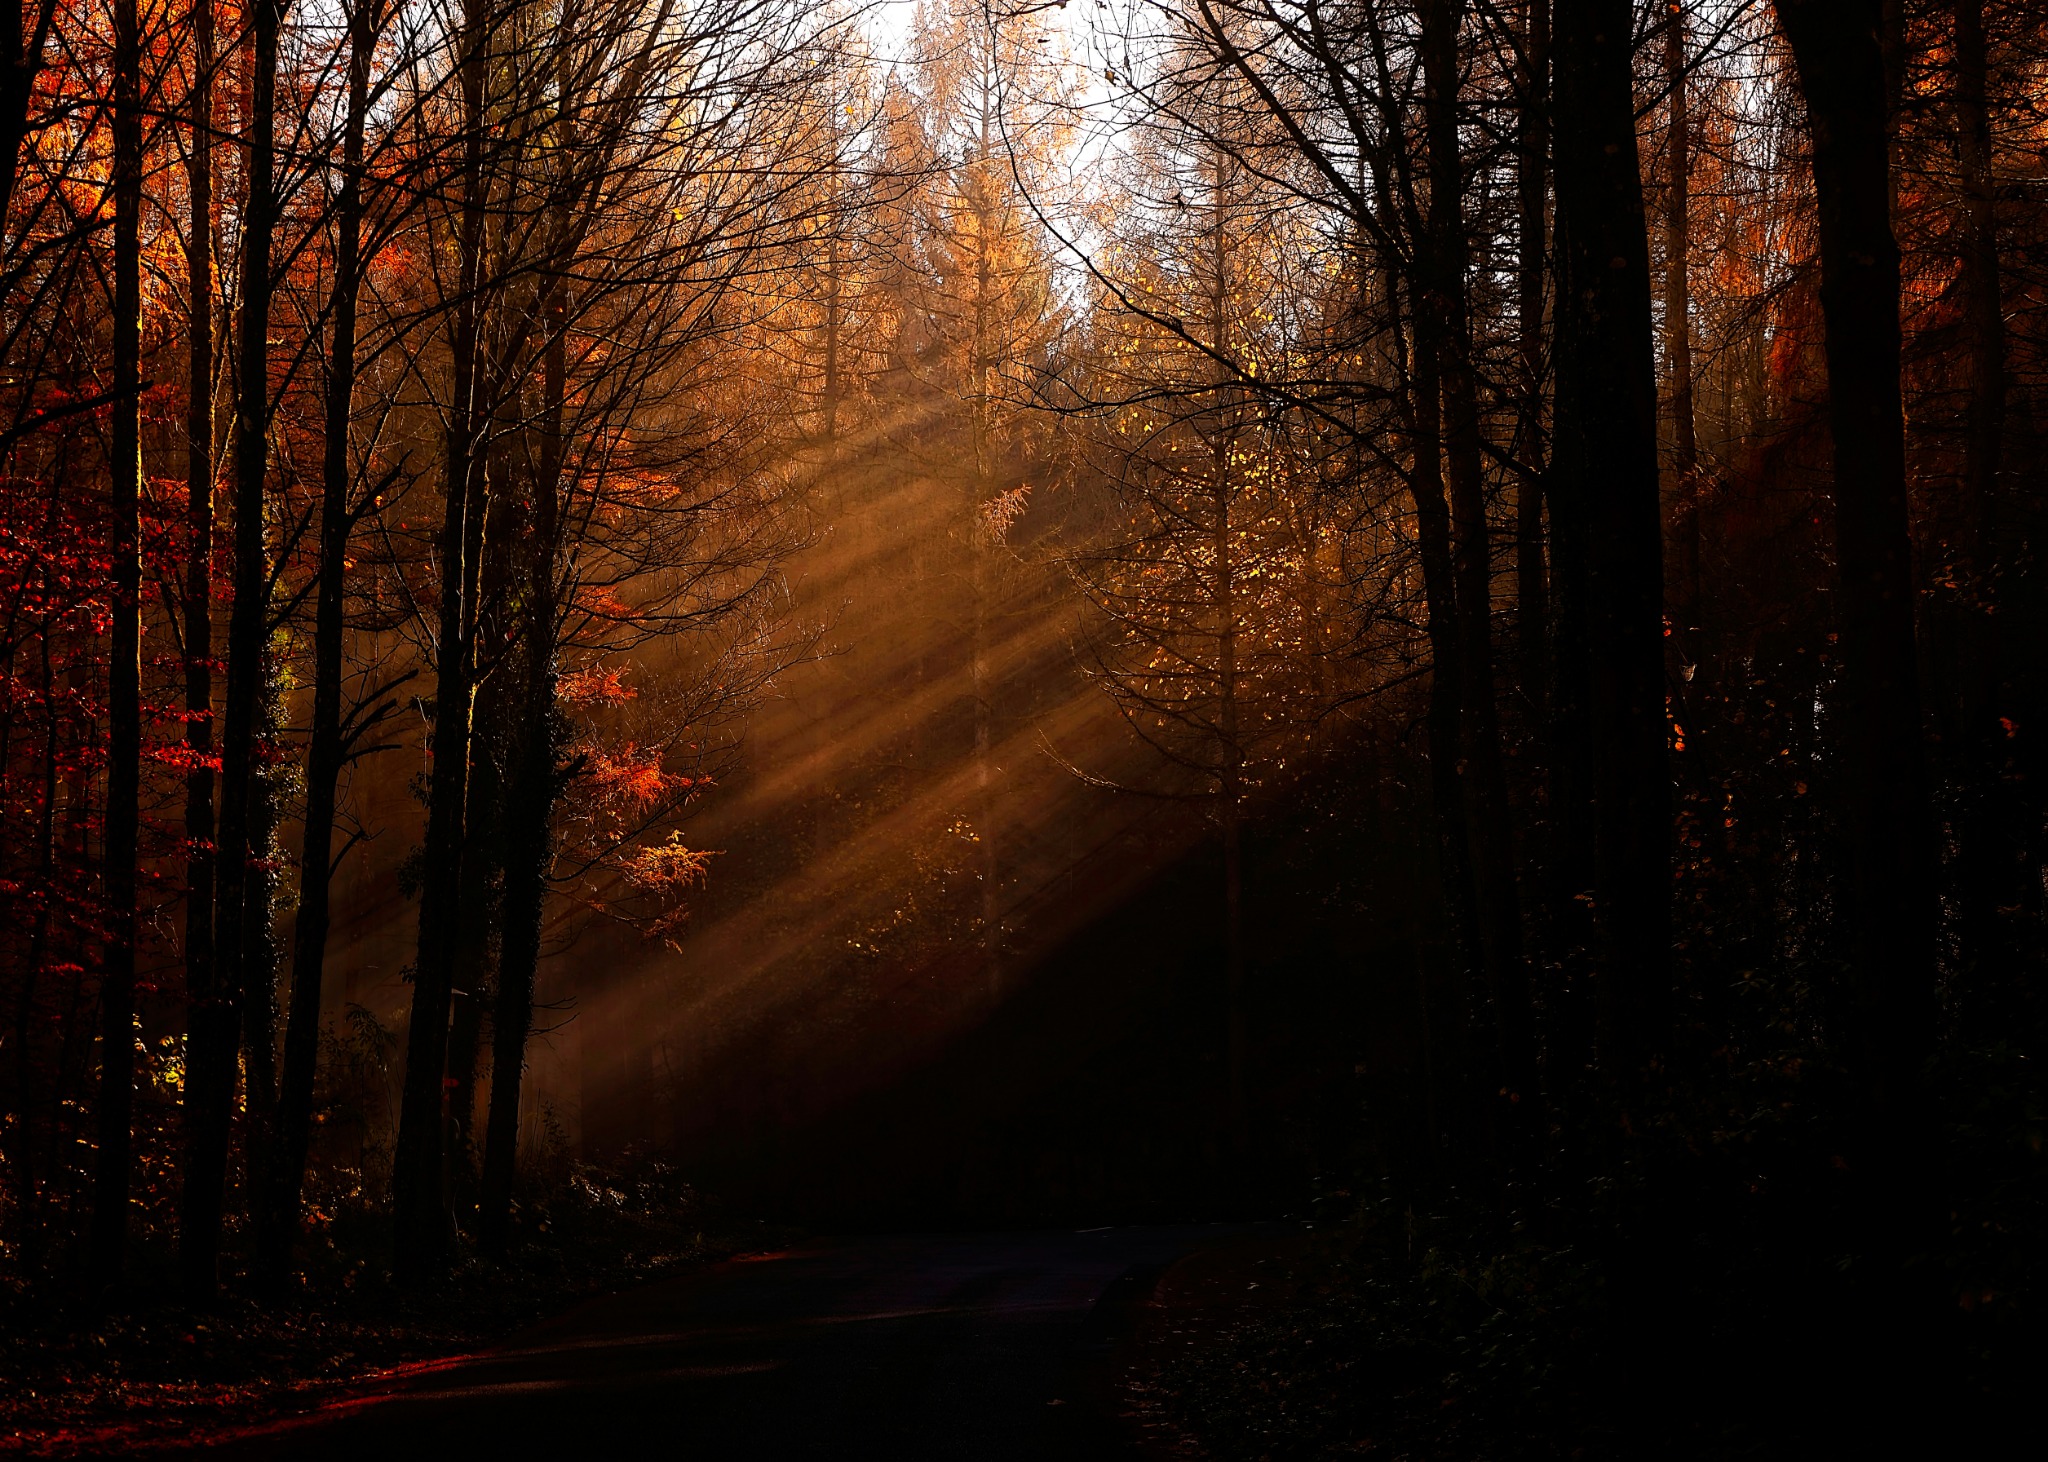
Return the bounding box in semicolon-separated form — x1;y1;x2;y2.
0;1150;782;1456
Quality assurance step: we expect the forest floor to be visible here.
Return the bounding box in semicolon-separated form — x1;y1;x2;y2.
1111;1217;1847;1462
1108;1200;2030;1462
1109;1223;1526;1462
0;1163;789;1457
1114;1228;1338;1459
1111;1215;1708;1462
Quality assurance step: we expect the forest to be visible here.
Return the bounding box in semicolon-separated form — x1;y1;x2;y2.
0;0;2042;1453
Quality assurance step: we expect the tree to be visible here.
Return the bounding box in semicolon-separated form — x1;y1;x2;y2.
1551;0;1669;1086
175;0;218;1290
1513;0;1550;709
1418;0;1536;1135
1070;117;1351;1153
394;0;839;1275
391;0;494;1279
1663;1;1702;638
1094;0;1546;1150
1941;0;2018;984
262;0;405;1286
183;0;294;1300
1774;0;1936;1126
90;0;143;1284
898;0;1071;987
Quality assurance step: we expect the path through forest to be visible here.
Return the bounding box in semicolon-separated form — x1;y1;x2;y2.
195;1226;1260;1458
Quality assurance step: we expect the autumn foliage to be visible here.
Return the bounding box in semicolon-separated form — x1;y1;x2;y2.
0;0;2041;1446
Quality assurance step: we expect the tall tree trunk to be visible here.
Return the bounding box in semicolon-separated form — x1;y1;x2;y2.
0;640;23;1247
0;0;58;225
1547;373;1597;1052
91;0;142;1285
1552;0;1671;1087
263;0;378;1286
445;681;505;1187
1947;0;2016;982
970;199;999;995
1204;147;1249;1158
178;0;218;1275
395;0;488;1279
184;0;286;1299
10;624;59;1265
1949;0;2002;549
241;669;285;1232
479;155;567;1250
1363;115;1482;1072
476;640;553;1256
1665;7;1702;638
1515;0;1551;713
449;268;534;1229
1218;498;1243;1163
1404;271;1485;1109
476;668;553;1243
1663;10;1698;479
1423;0;1539;1136
1776;0;1936;1118
822;227;842;450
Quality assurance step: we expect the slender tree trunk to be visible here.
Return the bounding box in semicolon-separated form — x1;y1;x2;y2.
91;0;142;1284
1404;276;1475;964
1552;0;1671;1086
1949;0;2002;551
0;635;22;1252
969;187;999;995
823;228;842;449
1423;0;1539;1135
10;624;59;1265
1217;568;1247;1160
0;648;19;1241
449;277;535;1221
179;0;218;1271
445;684;504;1184
1362;115;1482;1055
1665;7;1702;637
1547;377;1596;1009
241;671;285;1229
395;1;488;1278
264;0;378;1286
477;647;552;1256
1946;0;2002;561
1664;12;1697;480
184;0;286;1299
1203;147;1249;1159
0;0;58;225
479;144;568;1249
1947;0;2016;981
972;520;997;985
807;192;845;870
1776;0;1936;1117
1220;783;1246;1153
1515;0;1551;712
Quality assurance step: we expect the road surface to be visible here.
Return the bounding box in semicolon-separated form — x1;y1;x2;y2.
203;1226;1243;1459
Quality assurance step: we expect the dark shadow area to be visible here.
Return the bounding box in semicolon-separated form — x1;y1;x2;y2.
617;752;1475;1234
